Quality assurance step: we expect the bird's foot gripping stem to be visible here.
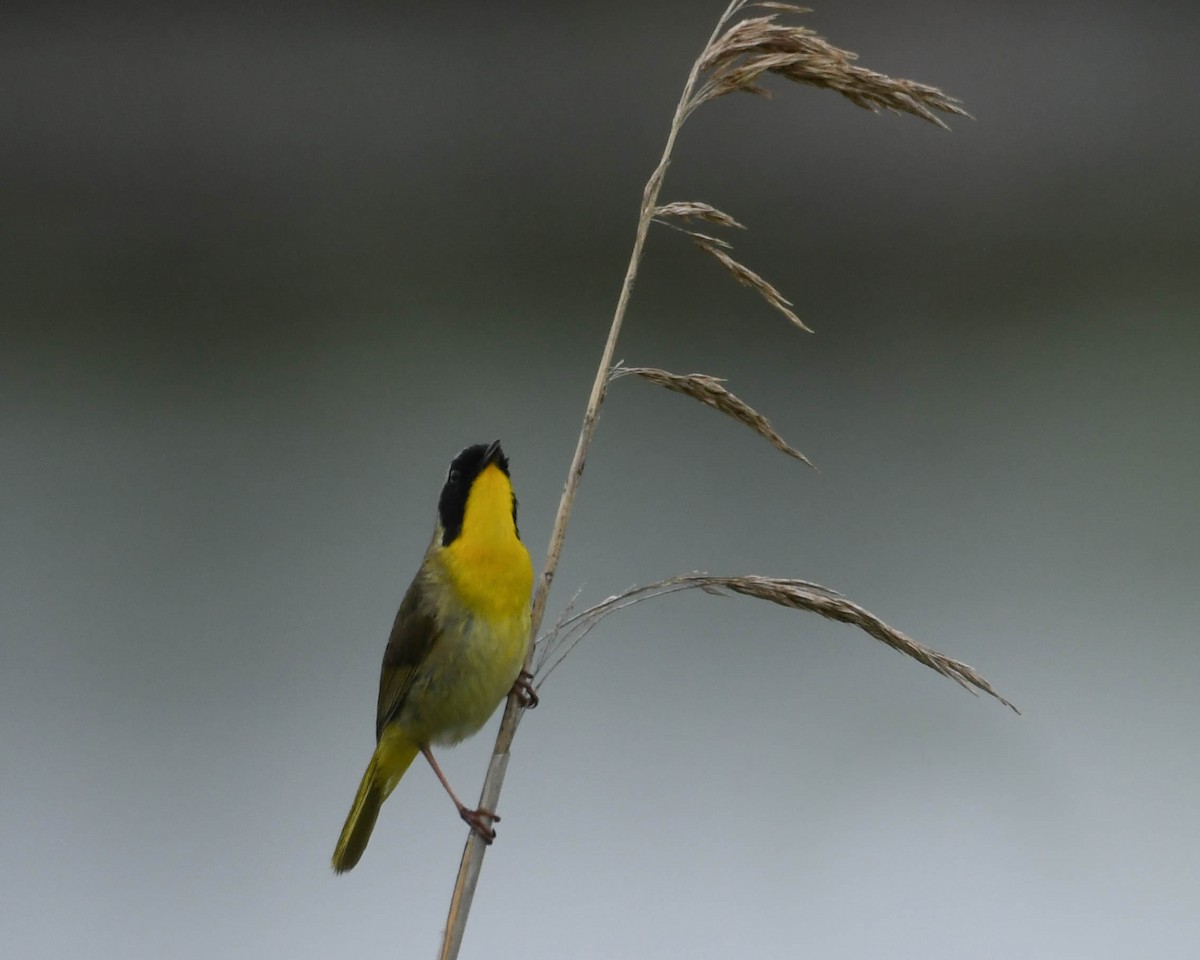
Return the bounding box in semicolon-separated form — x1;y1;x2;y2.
511;669;539;709
459;806;501;844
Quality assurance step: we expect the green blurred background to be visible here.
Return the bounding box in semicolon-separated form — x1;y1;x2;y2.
3;1;1198;957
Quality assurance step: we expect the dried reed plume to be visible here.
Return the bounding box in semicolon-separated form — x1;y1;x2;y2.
690;3;971;128
536;576;1017;712
609;364;812;464
653;200;811;332
653;200;745;229
437;5;998;958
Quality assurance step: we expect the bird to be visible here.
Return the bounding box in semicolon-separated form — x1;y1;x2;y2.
331;440;536;874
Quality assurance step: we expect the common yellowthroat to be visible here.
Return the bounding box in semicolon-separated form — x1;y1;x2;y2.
331;440;535;874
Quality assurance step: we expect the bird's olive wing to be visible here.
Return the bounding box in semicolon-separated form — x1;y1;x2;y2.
374;575;439;740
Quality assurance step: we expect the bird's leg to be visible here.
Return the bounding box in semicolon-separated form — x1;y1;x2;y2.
511;669;539;709
420;745;500;844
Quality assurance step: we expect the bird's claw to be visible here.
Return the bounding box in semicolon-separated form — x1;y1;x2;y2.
511;669;539;709
460;806;500;844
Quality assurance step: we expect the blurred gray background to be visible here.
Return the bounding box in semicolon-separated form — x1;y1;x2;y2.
3;1;1198;957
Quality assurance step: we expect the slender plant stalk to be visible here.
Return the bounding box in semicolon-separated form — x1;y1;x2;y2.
436;6;746;958
435;1;977;954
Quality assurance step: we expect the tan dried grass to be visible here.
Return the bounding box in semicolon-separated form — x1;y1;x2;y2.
536;575;1018;713
654;201;810;332
610;364;812;465
692;3;970;128
439;7;999;958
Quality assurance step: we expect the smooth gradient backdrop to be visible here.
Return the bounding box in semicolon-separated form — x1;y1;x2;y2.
3;2;1198;958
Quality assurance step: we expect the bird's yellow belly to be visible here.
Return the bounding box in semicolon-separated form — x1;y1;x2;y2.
397;609;530;745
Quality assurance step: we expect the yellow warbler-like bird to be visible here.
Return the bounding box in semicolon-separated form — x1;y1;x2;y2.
331;440;535;874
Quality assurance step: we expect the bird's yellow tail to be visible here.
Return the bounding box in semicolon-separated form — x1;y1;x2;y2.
331;733;419;873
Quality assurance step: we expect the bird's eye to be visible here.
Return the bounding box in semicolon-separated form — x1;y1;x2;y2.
447;468;462;485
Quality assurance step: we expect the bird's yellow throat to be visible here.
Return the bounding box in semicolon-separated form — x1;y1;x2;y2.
440;463;533;618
